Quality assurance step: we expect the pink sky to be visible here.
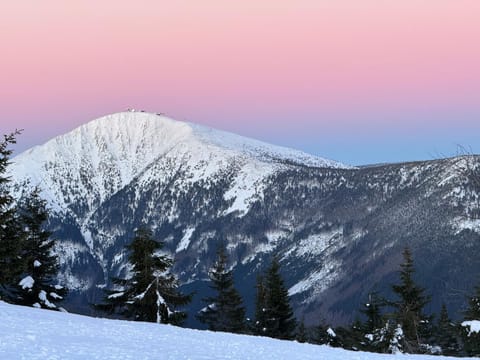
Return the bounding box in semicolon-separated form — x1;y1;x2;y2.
1;1;479;164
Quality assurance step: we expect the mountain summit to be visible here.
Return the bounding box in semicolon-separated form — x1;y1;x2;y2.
11;111;348;213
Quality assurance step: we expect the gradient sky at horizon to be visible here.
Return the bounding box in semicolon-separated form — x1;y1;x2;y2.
1;0;479;165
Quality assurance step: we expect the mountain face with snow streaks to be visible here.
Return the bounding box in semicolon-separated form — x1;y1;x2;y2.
8;111;480;325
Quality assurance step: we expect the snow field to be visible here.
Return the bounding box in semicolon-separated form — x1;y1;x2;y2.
0;302;472;360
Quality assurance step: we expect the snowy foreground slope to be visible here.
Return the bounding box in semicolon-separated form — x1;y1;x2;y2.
0;302;470;360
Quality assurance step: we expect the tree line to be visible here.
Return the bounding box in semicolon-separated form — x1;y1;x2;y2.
2;131;480;356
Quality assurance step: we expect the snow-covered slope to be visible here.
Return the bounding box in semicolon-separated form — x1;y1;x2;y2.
8;111;349;293
10;111;347;219
0;302;467;360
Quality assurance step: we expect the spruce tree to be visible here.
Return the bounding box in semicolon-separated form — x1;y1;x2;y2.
197;245;245;333
388;323;405;354
390;247;432;353
464;284;480;320
461;284;480;356
311;320;343;347
344;319;365;351
360;292;388;352
461;322;480;356
0;131;25;301
15;188;66;309
312;319;331;345
98;227;191;324
253;274;267;335
262;257;296;340
361;292;384;335
331;325;357;349
434;304;459;356
296;318;307;343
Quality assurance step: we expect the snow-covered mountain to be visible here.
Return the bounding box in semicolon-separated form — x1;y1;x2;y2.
11;111;346;216
8;111;480;326
2;301;467;360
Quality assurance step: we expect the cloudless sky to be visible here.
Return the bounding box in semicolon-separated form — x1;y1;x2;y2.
1;0;479;165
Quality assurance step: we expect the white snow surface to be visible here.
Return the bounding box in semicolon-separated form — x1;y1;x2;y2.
38;290;56;309
0;301;469;360
18;276;34;289
462;320;480;336
176;227;195;253
107;292;124;299
189;121;349;168
327;327;337;337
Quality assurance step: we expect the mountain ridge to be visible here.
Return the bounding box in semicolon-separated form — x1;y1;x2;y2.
10;111;350;217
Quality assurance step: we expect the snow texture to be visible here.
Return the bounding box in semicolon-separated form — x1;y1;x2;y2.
49;292;63;300
176;227;195;253
327;327;336;337
0;301;470;360
38;290;56;309
462;320;480;336
19;276;34;289
107;292;124;299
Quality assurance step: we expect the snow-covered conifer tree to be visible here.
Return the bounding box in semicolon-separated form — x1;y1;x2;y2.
0;131;25;301
261;257;296;340
15;188;66;309
461;285;480;356
99;227;191;325
390;247;432;353
434;304;459;356
197;245;245;333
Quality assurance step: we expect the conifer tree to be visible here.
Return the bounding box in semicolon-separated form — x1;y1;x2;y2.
325;326;342;347
388;323;405;354
361;292;384;335
15;188;66;309
197;245;245;333
390;247;432;353
434;304;459;356
296;318;307;343
344;319;365;351
253;274;267;335
360;292;388;352
332;325;359;349
464;284;480;320
0;131;25;300
312;319;331;345
311;320;343;347
262;257;296;340
98;227;191;325
461;322;480;356
461;284;480;356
